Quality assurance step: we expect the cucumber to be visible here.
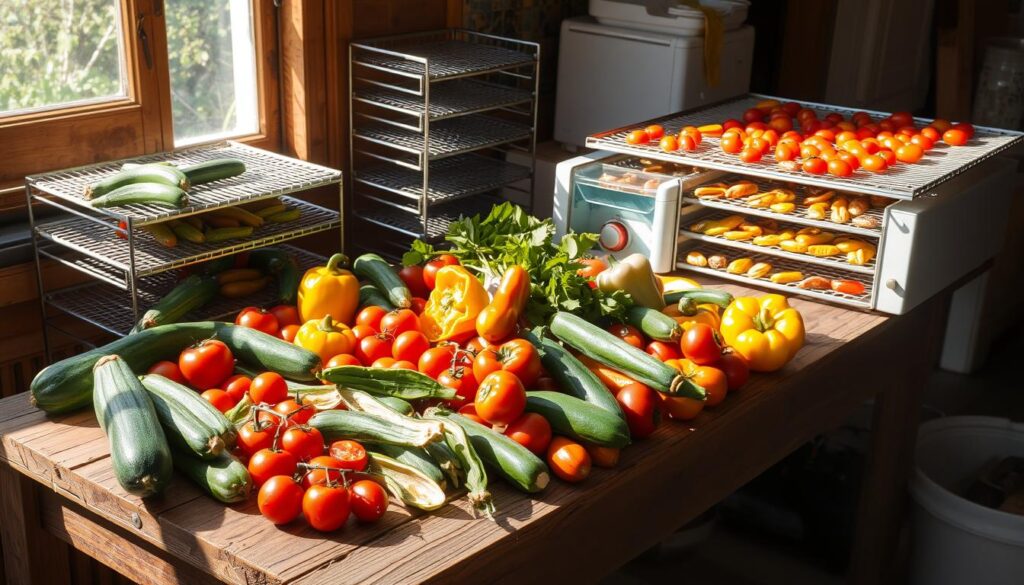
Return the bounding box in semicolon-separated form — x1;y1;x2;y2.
255;204;287;218
140;374;236;457
90;183;188;209
521;329;624;421
248;248;301;304
625;306;682;342
179;158;246;185
168;219;205;244
352;253;411;309
358;283;396;311
31;322;321;414
376;396;414;416
524;391;631;448
664;288;734;309
204;226;253;243
367;453;446;511
550;312;705;399
85;164;189;199
265;207;301;223
131;275;218;333
211;205;263;227
141;223;177;248
319;365;455;401
430;409;550;494
92;355;173;497
366;444;445;487
309;410;443;448
173;451;252;504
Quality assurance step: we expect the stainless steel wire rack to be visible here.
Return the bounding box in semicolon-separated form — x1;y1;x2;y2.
350;29;538;249
586;93;1024;200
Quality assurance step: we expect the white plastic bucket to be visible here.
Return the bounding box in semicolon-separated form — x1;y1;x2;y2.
910;416;1024;585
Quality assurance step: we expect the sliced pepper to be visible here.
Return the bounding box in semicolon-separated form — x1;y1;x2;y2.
421;266;489;342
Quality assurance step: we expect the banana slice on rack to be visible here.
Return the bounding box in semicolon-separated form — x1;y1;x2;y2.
806;202;829;219
686;251;708;267
831;197;851;224
725;181;758;199
746;262;773;279
849;197;870;217
803;190;835;205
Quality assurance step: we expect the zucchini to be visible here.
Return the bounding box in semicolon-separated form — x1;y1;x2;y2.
255;203;287;218
524;391;631;448
334;388;444;441
521;329;623;421
309;410;443;448
131;275;218;333
358;283;396;311
265;207;301;223
208;206;262;227
367;453;446;511
179;158;246;185
665;288;734;309
376;396;414;416
425;441;462;489
430;409;549;494
428;414;493;516
204;226;253;243
319;365;455;401
366;444;446;488
90;183;188;209
625;306;682;342
173;451;252;504
31;322;321;414
140;374;236;457
352;253;411;309
168;219;205;244
141;223;177;248
248;248;301;304
85;164;189;200
92;355;173;497
550;312;705;399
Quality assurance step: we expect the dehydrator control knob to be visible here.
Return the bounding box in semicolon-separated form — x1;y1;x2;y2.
599;221;629;252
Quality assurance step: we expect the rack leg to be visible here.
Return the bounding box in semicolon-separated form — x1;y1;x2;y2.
25;186;52;364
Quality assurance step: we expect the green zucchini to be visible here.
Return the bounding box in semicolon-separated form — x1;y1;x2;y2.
334;388;444;441
204;226;253;243
248;248;301;304
625;306;682;342
367;453;447;511
664;288;734;309
430;409;549;494
352;253;411;309
140;374;236;457
92;355;173;497
524;391;631;448
90;183;188;209
179;158;246;185
550;312;705;399
173;451;252;504
85;164;189;199
358;283;396;311
429;414;493;516
319;365;455;401
168;219;205;244
131;275;219;333
425;441;462;488
141;223;177;248
376;396;414;416
366;444;446;488
309;410;443;448
31;322;321;414
521;329;623;421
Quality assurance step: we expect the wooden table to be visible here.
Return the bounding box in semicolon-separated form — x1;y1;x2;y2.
0;277;949;585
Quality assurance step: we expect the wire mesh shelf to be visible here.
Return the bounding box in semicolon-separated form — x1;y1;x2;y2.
355;79;532;120
34;196;339;278
352;39;535;80
354;195;500;242
355;154;531;206
677;240;873;309
355;114;531;160
586;93;1024;200
26;141;342;226
46;246;327;337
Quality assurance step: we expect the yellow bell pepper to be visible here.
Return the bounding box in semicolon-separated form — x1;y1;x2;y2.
297;253;359;325
294;315;357;362
421;265;488;342
720;294;805;372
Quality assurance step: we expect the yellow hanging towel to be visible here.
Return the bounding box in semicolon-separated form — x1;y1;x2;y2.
678;0;724;87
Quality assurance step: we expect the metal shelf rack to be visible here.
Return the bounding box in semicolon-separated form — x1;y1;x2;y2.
26;141;343;360
349;29;539;250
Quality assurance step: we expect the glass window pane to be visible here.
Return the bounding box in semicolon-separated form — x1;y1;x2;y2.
0;0;127;116
167;0;259;146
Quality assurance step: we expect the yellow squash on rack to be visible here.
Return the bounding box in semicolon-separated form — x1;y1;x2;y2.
297;253;359;325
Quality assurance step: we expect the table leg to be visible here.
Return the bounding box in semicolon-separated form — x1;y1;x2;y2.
0;465;71;585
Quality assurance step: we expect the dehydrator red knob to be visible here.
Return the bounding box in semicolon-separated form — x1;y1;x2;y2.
599;221;629;252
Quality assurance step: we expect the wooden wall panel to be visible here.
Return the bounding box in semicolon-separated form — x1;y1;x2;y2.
351;0;449;38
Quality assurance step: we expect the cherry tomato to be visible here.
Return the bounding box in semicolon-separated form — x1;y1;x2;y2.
248;448;298;487
646;340;681;362
146;360;186;385
423;254;459;290
658;135;679;152
221;374;251;403
268;305;301;328
681;125;703;144
237;421;275;456
328;440;369;471
607;323;644;349
943;128;968;146
302;483;350;531
355;306;387;331
390;360;416;370
471;339;542;387
398;264;429;299
280;426;323;461
742;107;764;123
279;324;300;343
720;133;743;154
351;324;376;341
616;382;659;439
801;157;827;175
657;392;704;421
371;357;396;368
890;111;914;128
860;154;887;173
546;436;591;483
827;159;853;177
877;149;897;166
503;412;552;456
250;372;289;405
200;389;236;413
920;126;941;142
392;330;430;363
644;125;664;140
235;306;280;337
258;476;304;524
910;134;934;150
722;118;744;131
275;399;314;427
718;352;750;391
302;455;345;488
179;340;234;390
837;151;861;170
356;334;394;366
418;345;457;379
438;365;479;408
775;142;798;162
680;323;721;365
769;116;793;133
577;257;607;287
458;403;489;426
860;138;881;154
831;279;866;295
896;143;924;163
625;130;650;145
475;370;526;427
326;353;361;368
379;309;420;337
350;479;389;523
739;147;763;163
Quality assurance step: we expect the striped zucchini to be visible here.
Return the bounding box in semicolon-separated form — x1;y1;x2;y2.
366;444;446;488
173;451;252;504
358;283;396;311
521;329;623;421
624;306;682;342
131;275;218;333
90;183;188;209
309;410;444;448
367;453;447;511
353;253;411;309
140;374;236;457
319;365;455;401
85;164;189;199
524;391;631;448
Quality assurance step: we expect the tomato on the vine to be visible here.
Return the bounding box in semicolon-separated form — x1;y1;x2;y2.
680;323;721;365
249;372;289;405
237;421;275;456
258;476;304;524
248;448;298;487
607;323;644;349
503;413;552;456
475;370;527;428
616;383;659;439
302;455;344;488
147;360;186;385
418;345;457;379
274;399;313;426
179;340;234;390
235;307;280;337
350;480;389;523
222;374;251;403
379;309;420;336
328;440;369;471
422;254;459;290
471;339;542;387
392;330;430;363
280;426;323;461
398;264;429;299
351;324;377;341
303;483;351;531
355;306;387;331
438;365;479;408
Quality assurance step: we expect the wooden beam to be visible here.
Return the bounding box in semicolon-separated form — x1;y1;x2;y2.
0;466;70;585
280;0;329;164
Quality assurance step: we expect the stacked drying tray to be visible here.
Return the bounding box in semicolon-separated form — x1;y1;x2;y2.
349;29;539;259
26;141;342;359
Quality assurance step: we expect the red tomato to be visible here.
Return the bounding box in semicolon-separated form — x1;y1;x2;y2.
258;476;304;524
644;125;664;140
722;118;744;131
356;335;394;366
280;426;323;461
248;448;298;487
146;360;186;385
398;264;429;299
877;149;897;166
693;366;728;407
268;305;301;327
458;403;489;426
739;147;763;163
235;307;280;337
831;279;866;296
392;330;430;363
625;130;650;145
350;480;389;523
200;389;236;413
237;421;274;456
679;134;700;151
720;134;743;154
475;370;527;427
681;125;703;145
646;340;681;362
351;324;377;341
942;128;968;146
379;309;420;336
279;324;300;343
658;135;679;152
328;440;369;471
860;154;888;172
547;436;591;483
718;352;750;391
837;151;861;170
769;116;793;133
355;306;387;331
179;340;234;390
471;339;542;387
275;399;314;427
890;111;914;128
423;254;459;290
390;360;416;370
503;413;552;456
920;126;941;142
438;365;479;408
326;353;361;368
681;323;722;365
302;483;350;531
302;455;344;488
249;372;289;405
742;107;764;123
616;383;658;439
801;158;827;175
896;143;924;163
222;374;251;403
371;357;397;368
607;323;644;349
775;142;798;161
418;345;457;379
827;159;853;177
910;134;934;150
410;297;427;315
